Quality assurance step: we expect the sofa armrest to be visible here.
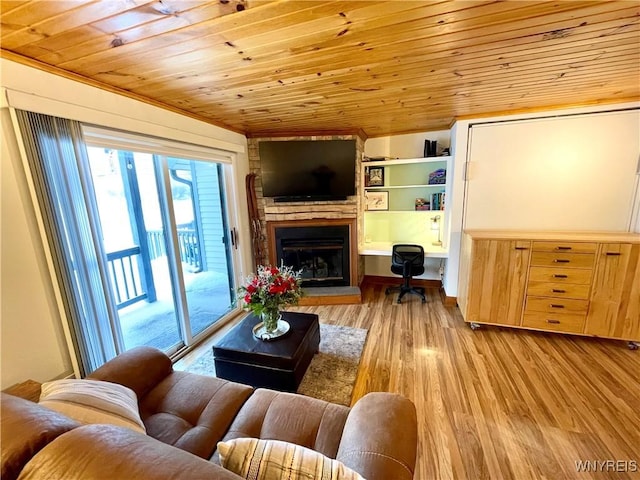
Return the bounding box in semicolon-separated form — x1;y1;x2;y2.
87;346;172;400
336;392;417;480
18;425;243;480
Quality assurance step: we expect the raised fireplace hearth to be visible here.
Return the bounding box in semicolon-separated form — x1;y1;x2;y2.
267;218;358;288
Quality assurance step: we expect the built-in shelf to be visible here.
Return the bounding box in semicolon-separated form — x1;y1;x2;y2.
361;152;451;261
364;209;444;214
363;156;451;167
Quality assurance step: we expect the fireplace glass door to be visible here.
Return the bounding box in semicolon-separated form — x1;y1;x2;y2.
275;225;350;287
282;241;344;283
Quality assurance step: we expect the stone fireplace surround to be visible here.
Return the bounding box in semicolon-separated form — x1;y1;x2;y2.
247;135;365;288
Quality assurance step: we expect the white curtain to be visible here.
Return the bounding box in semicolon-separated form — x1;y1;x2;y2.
15;110;119;375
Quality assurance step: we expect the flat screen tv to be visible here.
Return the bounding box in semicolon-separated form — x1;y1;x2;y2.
259;140;356;202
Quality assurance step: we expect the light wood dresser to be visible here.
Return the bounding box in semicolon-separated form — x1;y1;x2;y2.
458;230;640;348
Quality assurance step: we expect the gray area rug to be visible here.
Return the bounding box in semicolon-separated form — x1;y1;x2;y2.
184;324;368;406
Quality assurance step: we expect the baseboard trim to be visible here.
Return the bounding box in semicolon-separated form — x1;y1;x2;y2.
437;287;458;307
442;295;458;307
362;275;442;288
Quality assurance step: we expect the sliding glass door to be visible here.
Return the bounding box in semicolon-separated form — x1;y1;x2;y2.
86;146;235;354
165;157;235;338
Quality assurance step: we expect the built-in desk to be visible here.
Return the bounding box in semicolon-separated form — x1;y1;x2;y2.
359;241;448;281
359;241;448;258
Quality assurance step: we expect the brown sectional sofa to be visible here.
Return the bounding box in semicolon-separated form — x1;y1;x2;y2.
2;346;418;479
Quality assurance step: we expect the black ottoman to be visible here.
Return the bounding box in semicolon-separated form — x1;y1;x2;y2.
212;311;320;392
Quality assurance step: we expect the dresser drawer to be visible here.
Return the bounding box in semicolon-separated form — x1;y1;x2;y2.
528;266;592;285
530;252;595;269
526;282;591;299
522;312;586;333
532;241;597;254
525;296;590;315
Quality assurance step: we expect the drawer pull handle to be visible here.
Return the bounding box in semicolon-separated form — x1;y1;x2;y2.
556;246;572;250
546;319;561;324
605;252;621;256
553;274;568;279
550;304;565;309
553;259;570;263
514;246;528;250
552;289;566;293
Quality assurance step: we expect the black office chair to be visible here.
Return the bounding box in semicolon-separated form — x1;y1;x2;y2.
385;244;426;303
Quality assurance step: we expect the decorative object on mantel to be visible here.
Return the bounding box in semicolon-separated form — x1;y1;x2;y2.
238;264;303;340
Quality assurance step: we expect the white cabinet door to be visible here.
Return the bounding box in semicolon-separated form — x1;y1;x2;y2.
464;110;640;231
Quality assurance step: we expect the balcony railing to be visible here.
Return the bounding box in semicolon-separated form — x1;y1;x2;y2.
107;230;202;310
106;246;148;309
147;229;202;271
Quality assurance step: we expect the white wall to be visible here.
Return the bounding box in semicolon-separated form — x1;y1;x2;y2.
0;58;250;387
465;111;640;231
442;121;468;297
366;130;451;159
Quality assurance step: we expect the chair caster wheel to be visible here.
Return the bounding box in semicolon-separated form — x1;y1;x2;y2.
421;298;426;304
628;341;639;351
385;288;391;295
397;299;402;304
470;322;481;331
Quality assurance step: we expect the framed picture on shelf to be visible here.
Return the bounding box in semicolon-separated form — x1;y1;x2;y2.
365;191;389;211
367;166;384;186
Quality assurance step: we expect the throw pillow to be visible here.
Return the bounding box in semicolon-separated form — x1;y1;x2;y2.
39;379;146;434
217;438;365;480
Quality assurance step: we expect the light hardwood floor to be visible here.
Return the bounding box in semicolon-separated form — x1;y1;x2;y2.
179;283;640;480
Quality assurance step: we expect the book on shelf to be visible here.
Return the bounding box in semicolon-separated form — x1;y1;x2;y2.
428;168;446;185
430;192;445;210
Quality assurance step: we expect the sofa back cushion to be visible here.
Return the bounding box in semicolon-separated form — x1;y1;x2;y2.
219;389;350;460
0;393;80;480
139;371;253;459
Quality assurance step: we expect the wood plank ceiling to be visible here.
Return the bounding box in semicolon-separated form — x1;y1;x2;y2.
1;1;639;137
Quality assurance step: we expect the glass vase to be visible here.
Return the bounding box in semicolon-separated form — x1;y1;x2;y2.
261;309;281;333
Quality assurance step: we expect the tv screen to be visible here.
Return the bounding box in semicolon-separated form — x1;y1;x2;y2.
259;140;356;201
